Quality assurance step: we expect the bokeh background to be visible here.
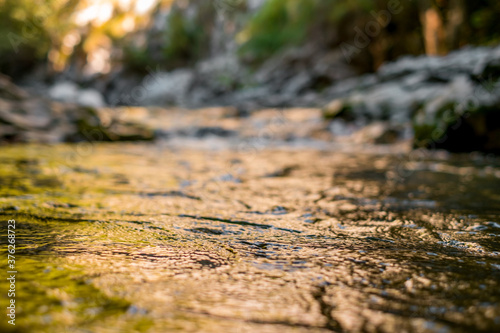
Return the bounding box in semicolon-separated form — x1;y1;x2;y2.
1;0;499;78
0;0;499;152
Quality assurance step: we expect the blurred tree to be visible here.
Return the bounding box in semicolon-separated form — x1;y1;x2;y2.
238;0;500;69
0;0;79;77
1;0;499;79
237;0;342;62
468;0;500;45
417;0;467;55
161;1;213;68
120;0;217;72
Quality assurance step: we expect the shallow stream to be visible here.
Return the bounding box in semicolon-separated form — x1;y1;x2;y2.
1;143;499;332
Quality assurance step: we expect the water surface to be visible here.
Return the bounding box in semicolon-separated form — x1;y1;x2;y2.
1;143;500;332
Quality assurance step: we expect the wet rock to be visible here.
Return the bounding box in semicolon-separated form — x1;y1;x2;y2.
160;126;238;139
186;44;357;112
413;75;500;152
281;72;313;95
255;45;356;88
196;55;242;90
0;73;30;100
191;126;237;138
142;69;194;106
0;76;154;143
77;89;106;108
106;71;144;106
49;81;106;108
49;81;79;102
323;45;500;153
376;46;498;82
323;99;356;121
323;80;440;124
68;107;155;142
350;122;406;145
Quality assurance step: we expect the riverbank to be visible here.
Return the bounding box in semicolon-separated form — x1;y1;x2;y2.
3;45;500;154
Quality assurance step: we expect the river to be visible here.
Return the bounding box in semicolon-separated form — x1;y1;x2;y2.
1;142;500;332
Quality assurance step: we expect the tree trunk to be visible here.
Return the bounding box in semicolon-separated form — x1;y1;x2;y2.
418;0;447;55
417;0;467;55
445;0;467;50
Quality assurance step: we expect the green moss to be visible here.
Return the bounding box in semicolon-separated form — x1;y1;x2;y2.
322;99;356;121
0;256;130;333
412;98;500;152
413;124;436;148
412;101;460;147
325;105;354;121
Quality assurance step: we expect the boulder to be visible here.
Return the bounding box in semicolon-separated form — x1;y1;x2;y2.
413;77;500;153
49;81;106;108
0;75;154;143
323;45;500;153
0;74;30;100
48;81;79;103
350;122;405;145
141;69;194;106
186;54;247;108
77;89;106;108
281;72;313;96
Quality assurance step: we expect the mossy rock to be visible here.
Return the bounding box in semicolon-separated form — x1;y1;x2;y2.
413;102;500;153
71;107;155;142
322;99;356;121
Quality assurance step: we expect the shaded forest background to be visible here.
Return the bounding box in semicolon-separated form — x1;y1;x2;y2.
1;0;499;81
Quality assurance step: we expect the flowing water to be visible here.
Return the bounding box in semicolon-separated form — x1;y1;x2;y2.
1;142;500;332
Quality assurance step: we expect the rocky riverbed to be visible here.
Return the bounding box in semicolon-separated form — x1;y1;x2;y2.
4;45;500;153
1;142;500;332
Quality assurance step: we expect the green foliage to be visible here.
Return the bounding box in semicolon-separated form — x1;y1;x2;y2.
325;0;373;23
413;123;437;148
238;0;375;62
162;10;205;66
120;0;215;72
1;0;499;77
0;0;78;76
122;45;156;73
238;0;317;61
239;0;500;65
469;0;500;45
0;0;49;74
160;1;215;69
